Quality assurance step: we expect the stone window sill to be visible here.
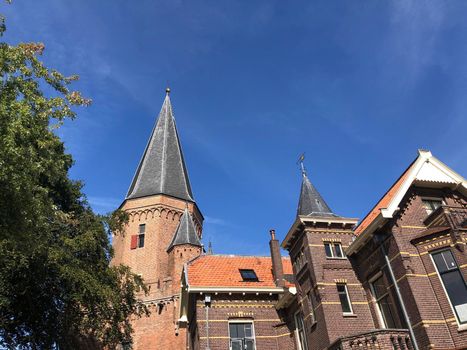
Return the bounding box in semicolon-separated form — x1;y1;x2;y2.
343;313;357;318
458;324;467;332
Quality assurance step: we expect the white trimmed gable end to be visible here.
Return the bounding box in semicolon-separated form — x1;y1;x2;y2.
381;150;466;219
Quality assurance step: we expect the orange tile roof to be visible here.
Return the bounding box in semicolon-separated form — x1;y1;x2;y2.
186;255;292;288
355;158;416;235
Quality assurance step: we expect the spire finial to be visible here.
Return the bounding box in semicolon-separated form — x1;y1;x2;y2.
166;87;171;95
297;153;307;176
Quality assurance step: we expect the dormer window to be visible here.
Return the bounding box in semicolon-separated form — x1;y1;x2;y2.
422;198;443;216
239;269;258;282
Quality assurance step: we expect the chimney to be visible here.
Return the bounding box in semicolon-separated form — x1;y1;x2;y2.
269;229;284;287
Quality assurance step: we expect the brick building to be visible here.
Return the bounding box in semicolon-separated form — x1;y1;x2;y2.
282;150;466;350
178;253;297;350
112;91;466;349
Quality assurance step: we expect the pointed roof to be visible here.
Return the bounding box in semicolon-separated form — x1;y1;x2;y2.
167;207;201;251
126;90;194;201
297;172;338;217
347;149;467;256
354;149;467;237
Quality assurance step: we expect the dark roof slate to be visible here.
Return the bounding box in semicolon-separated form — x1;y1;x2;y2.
297;173;338;217
126;92;194;201
167;207;201;251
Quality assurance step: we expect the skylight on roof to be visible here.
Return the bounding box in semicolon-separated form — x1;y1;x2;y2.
239;269;258;282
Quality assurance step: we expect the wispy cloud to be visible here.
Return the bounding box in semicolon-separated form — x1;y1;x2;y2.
204;216;228;226
388;1;446;86
88;196;121;214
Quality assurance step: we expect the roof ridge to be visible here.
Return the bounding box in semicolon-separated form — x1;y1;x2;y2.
355;155;418;234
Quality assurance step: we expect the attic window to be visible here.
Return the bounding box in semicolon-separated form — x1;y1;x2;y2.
239;269;258;282
422;198;443;216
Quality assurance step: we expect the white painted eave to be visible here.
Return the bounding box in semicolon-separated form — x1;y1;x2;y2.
187;286;285;294
350;149;466;256
275;286;297;310
382;150;465;220
282;216;358;249
281;217;302;249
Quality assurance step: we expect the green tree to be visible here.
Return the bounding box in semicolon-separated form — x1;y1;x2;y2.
0;7;148;349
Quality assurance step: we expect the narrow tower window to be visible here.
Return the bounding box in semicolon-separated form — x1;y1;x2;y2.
138;224;145;248
337;284;353;314
130;224;146;250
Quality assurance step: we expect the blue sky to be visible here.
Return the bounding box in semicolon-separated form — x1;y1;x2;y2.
3;1;467;256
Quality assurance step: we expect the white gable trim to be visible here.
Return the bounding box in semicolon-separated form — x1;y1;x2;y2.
380;150;466;219
349;150;466;256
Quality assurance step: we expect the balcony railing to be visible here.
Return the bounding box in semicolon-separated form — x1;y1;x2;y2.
327;329;413;350
424;205;467;231
422;205;466;248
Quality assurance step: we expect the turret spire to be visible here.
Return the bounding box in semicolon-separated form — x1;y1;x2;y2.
167;206;201;251
296;155;337;217
126;91;194;201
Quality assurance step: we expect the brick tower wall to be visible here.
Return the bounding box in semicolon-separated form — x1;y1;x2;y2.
289;223;376;350
112;194;203;349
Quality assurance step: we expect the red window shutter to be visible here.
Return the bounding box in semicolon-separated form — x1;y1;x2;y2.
130;235;138;249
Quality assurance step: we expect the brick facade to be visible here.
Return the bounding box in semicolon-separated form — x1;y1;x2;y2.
189;294;296;350
349;186;467;350
112;195;203;349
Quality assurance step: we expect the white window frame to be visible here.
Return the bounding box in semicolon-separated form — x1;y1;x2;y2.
369;272;390;329
324;242;346;259
337;283;353;315
294;311;309;350
430;250;467;326
228;320;256;350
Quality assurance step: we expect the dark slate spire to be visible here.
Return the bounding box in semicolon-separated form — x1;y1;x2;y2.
167;207;201;251
126;89;194;201
297;158;337;217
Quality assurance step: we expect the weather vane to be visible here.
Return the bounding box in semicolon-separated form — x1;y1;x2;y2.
297;153;307;176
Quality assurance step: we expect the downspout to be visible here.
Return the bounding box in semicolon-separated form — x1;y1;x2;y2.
205;294;211;350
375;234;419;350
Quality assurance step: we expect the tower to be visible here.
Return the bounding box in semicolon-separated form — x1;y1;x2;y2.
112;89;203;350
282;160;373;349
